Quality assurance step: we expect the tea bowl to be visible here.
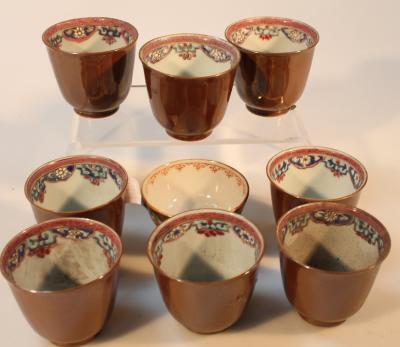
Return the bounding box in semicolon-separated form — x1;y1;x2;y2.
24;155;139;236
225;16;319;116
141;159;249;225
139;33;240;140
276;202;390;326
266;146;368;220
0;217;122;345
42;17;138;118
147;209;264;333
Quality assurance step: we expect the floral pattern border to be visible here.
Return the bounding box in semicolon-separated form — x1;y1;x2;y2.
145;43;232;64
281;210;385;252
154;219;258;266
147;162;247;195
31;164;123;203
49;25;133;49
6;227;118;275
271;154;364;190
230;25;314;47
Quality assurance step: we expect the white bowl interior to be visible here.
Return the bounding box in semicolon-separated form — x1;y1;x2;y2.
143;161;248;216
269;149;366;199
5;222;120;291
227;19;316;53
281;208;384;271
152;211;262;281
46;19;136;53
142;36;237;77
30;162;124;212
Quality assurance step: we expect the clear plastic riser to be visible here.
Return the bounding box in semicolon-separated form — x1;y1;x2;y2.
68;85;311;153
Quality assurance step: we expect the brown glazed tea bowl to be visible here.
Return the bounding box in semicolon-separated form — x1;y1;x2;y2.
147;209;264;333
139;33;240;140
42;17;138;118
276;202;390;326
225;17;319;116
266;146;368;220
24;155;138;236
141;159;249;225
0;217;122;345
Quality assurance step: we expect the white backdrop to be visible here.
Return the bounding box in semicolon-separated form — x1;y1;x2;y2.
0;1;399;346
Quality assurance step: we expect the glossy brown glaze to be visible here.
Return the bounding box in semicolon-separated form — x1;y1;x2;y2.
30;197;125;237
266;146;368;221
276;203;391;326
147;209;265;333
234;48;315;116
142;66;236;140
270;184;360;221
280;252;379;326
154;266;258;333
0;218;122;345
43;18;138;118
139;34;240;141
9;266;119;345
225;17;319;116
24;155;129;236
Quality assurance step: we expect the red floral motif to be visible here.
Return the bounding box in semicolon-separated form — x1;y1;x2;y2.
259;34;273;40
102;35;117;45
28;245;53;258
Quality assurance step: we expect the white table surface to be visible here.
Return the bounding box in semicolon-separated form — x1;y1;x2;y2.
1;1;399;346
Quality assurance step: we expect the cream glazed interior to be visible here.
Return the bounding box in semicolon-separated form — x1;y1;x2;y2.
149;210;264;281
267;147;367;200
278;204;390;272
142;159;249;216
43;17;138;53
27;157;126;212
2;219;121;291
226;17;318;53
140;34;240;77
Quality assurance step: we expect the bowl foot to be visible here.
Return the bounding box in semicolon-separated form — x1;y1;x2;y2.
50;334;96;346
166;130;212;141
299;313;345;327
74;107;119;118
246;105;296;116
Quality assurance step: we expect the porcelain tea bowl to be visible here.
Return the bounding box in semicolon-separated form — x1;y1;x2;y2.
225;17;319;116
141;159;249;225
42;17;138;118
0;217;122;345
266;146;368;220
147;209;264;333
276;202;391;326
139;33;240;140
24;155;138;236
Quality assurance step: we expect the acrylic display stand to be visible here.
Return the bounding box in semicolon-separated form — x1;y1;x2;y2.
68;85;311;153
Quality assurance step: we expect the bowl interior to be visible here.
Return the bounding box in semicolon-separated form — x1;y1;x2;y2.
2;219;121;291
28;157;126;212
150;210;263;281
268;148;367;200
143;160;248;217
278;205;389;272
226;17;318;53
141;34;239;78
44;18;137;53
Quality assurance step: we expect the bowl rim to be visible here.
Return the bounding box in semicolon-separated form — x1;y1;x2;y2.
275;202;391;274
225;16;319;55
0;217;123;294
146;208;265;285
42;16;139;55
139;33;241;80
141;158;250;218
265;145;368;203
24;154;129;215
